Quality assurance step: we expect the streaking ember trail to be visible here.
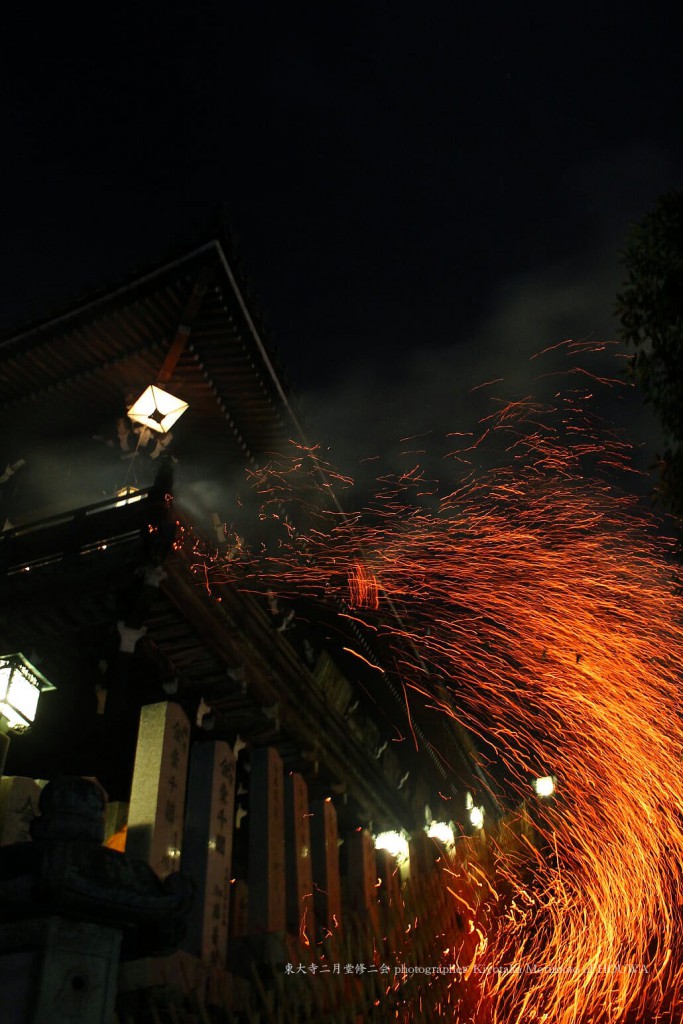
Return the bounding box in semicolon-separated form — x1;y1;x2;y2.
203;342;683;1023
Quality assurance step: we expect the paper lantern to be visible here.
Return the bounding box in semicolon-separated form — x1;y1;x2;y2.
0;653;55;733
127;385;188;434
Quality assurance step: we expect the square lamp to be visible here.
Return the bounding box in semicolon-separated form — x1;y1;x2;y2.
0;653;55;733
127;385;188;434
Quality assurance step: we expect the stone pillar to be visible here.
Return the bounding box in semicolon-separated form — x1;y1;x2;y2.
126;702;190;879
247;746;285;935
182;741;236;966
284;772;314;941
0;776;43;845
310;798;342;935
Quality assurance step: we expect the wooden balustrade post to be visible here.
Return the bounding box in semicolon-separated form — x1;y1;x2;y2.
247;746;286;938
310;798;342;938
284;771;315;942
182;740;236;966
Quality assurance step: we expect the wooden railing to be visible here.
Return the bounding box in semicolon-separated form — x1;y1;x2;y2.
0;490;152;576
105;701;527;1023
0;703;533;1022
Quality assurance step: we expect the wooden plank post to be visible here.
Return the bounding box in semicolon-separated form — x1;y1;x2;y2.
247;746;286;936
182;740;236;966
376;848;403;952
126;701;190;878
310;798;342;937
284;771;314;942
229;879;249;939
346;828;379;927
409;829;437;878
376;848;402;908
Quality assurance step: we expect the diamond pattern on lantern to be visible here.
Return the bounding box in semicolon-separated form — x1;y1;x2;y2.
127;385;188;434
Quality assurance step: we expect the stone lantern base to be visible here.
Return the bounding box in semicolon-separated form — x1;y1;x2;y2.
0;916;121;1024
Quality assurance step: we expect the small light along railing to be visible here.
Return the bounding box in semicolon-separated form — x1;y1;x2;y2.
426;820;455;846
465;790;485;830
532;775;557;799
0;652;56;733
374;830;410;865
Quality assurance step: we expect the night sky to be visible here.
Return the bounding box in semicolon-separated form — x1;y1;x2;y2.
1;3;681;475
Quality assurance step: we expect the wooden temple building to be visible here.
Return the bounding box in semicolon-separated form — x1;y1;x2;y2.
0;231;502;1023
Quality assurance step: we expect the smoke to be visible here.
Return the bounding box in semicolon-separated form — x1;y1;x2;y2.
300;242;662;498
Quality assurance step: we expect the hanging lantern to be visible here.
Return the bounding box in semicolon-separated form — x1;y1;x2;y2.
127;385;188;434
0;653;56;733
115;486;143;507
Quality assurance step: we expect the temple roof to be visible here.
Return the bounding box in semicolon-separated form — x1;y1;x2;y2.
0;233;497;831
0;235;306;475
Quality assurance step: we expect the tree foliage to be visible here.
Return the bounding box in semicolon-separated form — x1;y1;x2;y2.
616;188;683;520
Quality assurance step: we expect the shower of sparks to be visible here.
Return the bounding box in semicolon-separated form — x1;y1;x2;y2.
202;341;683;1022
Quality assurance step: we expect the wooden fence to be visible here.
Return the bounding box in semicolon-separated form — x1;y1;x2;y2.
0;700;535;1023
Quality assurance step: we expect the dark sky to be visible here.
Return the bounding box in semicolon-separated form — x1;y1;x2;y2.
1;2;681;471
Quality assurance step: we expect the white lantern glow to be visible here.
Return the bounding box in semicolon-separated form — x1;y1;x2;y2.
532;775;557;798
127;385;188;434
0;653;55;733
426;820;455;845
374;830;410;864
468;805;485;830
